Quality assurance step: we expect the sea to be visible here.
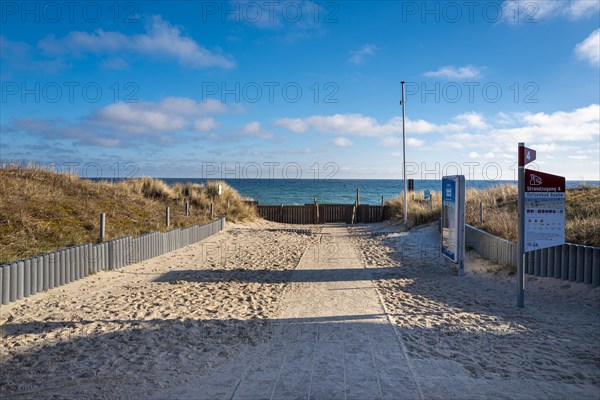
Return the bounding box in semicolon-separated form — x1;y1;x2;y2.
151;179;598;205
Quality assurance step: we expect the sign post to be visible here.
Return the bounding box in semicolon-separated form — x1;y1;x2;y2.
524;170;566;252
517;143;565;307
441;175;466;276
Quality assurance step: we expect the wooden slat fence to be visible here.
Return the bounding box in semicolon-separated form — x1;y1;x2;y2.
256;203;390;224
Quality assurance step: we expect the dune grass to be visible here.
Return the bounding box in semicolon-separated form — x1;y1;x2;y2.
0;165;256;264
387;184;600;247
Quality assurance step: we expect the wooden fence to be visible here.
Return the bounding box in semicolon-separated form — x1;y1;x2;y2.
256;203;390;224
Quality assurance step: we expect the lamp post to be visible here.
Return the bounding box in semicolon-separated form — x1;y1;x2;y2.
401;81;408;225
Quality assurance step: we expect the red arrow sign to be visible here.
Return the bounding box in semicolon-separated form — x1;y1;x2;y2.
519;146;537;166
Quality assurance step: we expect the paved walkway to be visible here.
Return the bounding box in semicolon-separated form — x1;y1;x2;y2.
158;225;422;400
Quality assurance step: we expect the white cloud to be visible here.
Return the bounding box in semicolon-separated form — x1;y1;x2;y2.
193;118;218;132
454;112;489;129
228;0;327;42
0;36;68;73
240;121;274;139
575;29;600;66
275;111;488;137
333;137;353;147
100;57;129;70
423;65;483;80
10;96;228;147
501;0;600;22
380;137;424;147
38;15;234;69
349;44;378;64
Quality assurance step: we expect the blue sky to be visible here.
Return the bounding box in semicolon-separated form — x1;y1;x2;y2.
1;0;599;180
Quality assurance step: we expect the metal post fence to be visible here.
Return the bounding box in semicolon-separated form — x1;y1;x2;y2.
0;219;226;304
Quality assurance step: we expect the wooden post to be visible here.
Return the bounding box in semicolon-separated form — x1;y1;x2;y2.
100;213;106;242
381;196;385;222
210;201;214;220
185;202;189;216
165;207;170;227
356;188;360;207
352;202;357;224
314;197;318;224
479;202;483;224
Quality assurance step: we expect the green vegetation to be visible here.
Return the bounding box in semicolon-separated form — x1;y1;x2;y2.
0;165;257;264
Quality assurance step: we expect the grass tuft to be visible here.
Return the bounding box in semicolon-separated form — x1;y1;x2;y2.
386;184;600;247
0;165;256;263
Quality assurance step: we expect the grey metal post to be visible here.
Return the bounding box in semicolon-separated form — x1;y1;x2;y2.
0;266;4;304
9;262;17;302
540;248;547;277
108;241;115;270
584;247;593;285
166;207;170;227
24;259;31;298
401;80;408;226
117;239;122;268
547;247;554;279
30;257;38;296
553;246;562;278
592;248;600;288
576;245;585;283
73;246;79;280
64;248;70;284
516;142;525;307
569;245;577;281
36;256;43;293
98;244;104;271
561;244;569;280
100;213;106;242
533;250;540;276
48;253;55;289
17;260;24;300
1;265;9;304
84;244;90;277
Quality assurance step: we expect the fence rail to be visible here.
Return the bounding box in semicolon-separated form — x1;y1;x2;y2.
257;203;390;224
0;218;226;305
465;224;599;287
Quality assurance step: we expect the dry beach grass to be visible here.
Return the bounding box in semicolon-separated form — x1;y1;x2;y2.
0;165;257;264
387;184;600;247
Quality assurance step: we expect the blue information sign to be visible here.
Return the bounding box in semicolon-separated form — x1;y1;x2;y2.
441;176;465;274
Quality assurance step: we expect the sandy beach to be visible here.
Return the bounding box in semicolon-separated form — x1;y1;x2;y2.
1;220;598;399
0;221;322;399
350;222;600;398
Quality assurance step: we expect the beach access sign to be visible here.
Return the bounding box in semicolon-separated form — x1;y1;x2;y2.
524;169;566;252
441;176;465;271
